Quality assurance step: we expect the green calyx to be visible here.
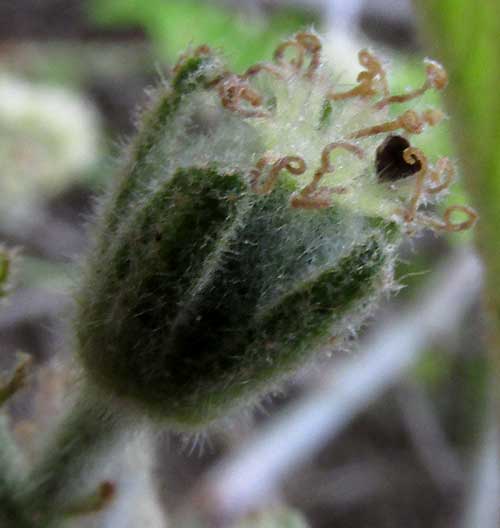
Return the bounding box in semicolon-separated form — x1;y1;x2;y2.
78;159;394;426
76;34;466;429
103;47;223;236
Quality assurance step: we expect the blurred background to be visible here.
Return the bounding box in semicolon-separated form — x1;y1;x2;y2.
0;1;497;527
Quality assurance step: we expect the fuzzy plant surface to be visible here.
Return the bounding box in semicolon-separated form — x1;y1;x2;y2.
4;32;476;526
76;33;475;428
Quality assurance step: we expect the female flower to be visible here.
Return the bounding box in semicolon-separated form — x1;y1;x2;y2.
75;32;476;429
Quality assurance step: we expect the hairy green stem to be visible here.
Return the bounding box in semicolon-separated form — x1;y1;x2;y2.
0;416;32;527
15;386;126;526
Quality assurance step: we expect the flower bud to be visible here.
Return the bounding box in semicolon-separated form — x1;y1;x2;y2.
75;34;474;429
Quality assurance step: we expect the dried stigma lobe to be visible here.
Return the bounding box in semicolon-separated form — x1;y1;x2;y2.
214;32;476;233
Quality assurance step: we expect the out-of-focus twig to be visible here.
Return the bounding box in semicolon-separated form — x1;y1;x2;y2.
460;397;500;528
0;288;67;329
396;380;464;494
324;0;364;30
0;211;86;262
285;457;419;509
183;250;482;527
0;353;32;407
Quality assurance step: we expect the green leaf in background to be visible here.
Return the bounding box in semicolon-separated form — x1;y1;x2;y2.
416;1;500;372
87;0;319;71
0;248;15;300
0;251;10;299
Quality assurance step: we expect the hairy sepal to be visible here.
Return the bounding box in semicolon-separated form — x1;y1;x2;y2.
77;163;395;428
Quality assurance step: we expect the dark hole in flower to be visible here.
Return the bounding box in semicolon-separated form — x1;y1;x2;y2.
376;134;422;182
